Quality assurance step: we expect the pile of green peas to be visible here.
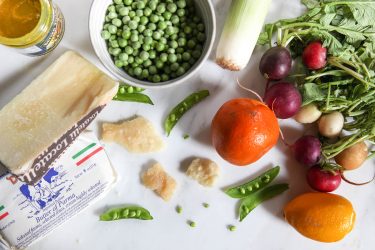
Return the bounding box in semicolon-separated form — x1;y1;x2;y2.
101;0;206;83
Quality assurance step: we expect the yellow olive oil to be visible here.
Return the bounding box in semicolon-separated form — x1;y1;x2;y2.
0;0;64;56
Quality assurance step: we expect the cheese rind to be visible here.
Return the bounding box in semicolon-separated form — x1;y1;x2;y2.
0;51;118;175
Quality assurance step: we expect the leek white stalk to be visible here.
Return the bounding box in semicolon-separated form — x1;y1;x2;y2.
216;0;272;71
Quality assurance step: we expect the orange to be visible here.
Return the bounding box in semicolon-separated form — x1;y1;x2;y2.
284;192;356;243
211;98;279;166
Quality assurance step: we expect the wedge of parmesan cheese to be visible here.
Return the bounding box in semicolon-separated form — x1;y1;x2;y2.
142;162;177;201
0;51;118;179
186;158;220;187
101;116;164;153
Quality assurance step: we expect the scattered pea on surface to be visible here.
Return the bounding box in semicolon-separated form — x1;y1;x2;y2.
228;225;236;232
102;0;206;83
203;203;209;208
176;205;183;214
188;221;196;228
183;134;189;139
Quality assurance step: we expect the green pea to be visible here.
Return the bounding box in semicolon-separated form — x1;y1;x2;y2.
108;5;116;12
118;7;129;16
148;0;157;10
139;51;149;60
177;0;186;8
167;3;177;13
142;44;151;51
128;21;137;30
149;65;157;74
144;7;152;16
133;16;141;23
127;68;134;76
165;26;174;36
119;53;129;62
156;42;165;52
176;205;182;214
156;3;166;14
111;48;121;56
169;40;178;49
228;225;236;232
163;11;172;20
182;62;190;71
152;75;161;83
125;46;134;54
148;23;157;30
254;183;260;189
135;57;143;65
153;31;161;40
197;23;205;32
144;37;153;45
170;63;179;72
155;60;164;69
192;50;201;59
133;41;141;49
168;54;177;63
101;30;111;40
239;184;289;222
149;50;156;59
171;15;179;24
137;1;145;9
164;90;210;136
150;14;159;23
143;59;152;67
116;28;123;36
107;11;117;19
134;67;142;76
107;25;118;34
159;37;167;44
130;34;138;42
225;166;281;199
119;86;126;94
189;221;196;228
141;69;149;78
113;0;122;4
161;74;169;81
177;9;185;17
115;60;124;68
176;47;184;54
124;0;132;6
158;21;167;30
187;39;196;49
128;56;134;64
129;11;136;18
160;53;168;62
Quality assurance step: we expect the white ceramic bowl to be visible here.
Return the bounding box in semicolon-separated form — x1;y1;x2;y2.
89;0;216;89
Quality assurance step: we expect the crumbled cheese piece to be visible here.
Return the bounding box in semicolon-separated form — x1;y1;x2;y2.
142;163;177;201
101;116;164;153
186;158;220;187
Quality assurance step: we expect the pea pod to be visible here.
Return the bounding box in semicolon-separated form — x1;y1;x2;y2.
113;92;154;105
239;183;289;222
225;166;280;198
100;206;153;221
164;90;210;136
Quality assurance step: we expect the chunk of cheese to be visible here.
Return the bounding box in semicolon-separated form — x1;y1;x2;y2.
142;162;177;201
101;116;164;153
0;51;118;175
186;158;220;187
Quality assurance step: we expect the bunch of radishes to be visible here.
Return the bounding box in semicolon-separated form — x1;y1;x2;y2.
258;41;370;193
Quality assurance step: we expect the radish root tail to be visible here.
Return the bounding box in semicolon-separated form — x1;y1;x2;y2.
236;79;263;102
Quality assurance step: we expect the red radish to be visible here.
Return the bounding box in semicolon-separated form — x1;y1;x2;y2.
259;46;292;80
264;82;302;119
302;41;327;70
291;135;321;167
306;165;341;192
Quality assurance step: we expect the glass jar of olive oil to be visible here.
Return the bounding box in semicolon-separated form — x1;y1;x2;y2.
0;0;65;56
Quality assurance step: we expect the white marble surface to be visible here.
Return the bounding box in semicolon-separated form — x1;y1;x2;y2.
0;0;374;249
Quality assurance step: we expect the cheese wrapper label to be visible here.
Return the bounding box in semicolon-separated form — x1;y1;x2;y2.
0;131;116;250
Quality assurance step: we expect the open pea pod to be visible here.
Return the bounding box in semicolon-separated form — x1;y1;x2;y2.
239;183;289;222
225;166;280;198
100;206;153;221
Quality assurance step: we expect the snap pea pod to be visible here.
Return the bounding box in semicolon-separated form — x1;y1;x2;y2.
113;92;154;105
100;206;153;221
164;90;210;136
225;166;280;199
239;183;289;222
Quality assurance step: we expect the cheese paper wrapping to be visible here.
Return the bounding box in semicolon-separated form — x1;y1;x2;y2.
0;51;118;184
0;131;116;250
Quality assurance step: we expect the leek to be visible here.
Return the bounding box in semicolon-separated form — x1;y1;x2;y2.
216;0;272;71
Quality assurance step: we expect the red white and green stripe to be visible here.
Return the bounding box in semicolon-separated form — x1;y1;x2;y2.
72;143;103;166
0;205;9;220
